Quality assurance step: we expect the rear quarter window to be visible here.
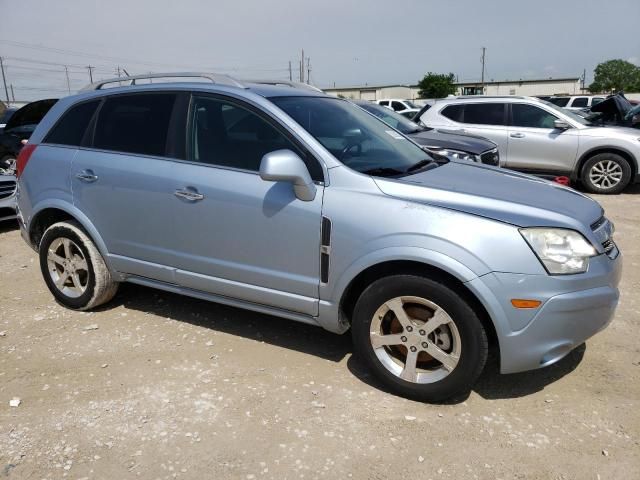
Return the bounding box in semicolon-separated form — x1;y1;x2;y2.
45;100;100;146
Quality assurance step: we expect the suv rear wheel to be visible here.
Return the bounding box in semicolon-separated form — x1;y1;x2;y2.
351;275;488;402
581;153;631;194
39;221;118;310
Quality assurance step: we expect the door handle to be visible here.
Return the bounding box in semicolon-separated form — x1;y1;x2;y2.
174;189;205;202
75;170;98;182
510;132;526;138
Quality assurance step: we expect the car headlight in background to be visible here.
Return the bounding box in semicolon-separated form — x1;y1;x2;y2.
520;228;597;274
426;148;479;163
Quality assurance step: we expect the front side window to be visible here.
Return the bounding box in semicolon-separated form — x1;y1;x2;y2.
570;97;588;108
462;103;506;125
94;93;176;156
45;100;99;146
379;100;389;106
391;101;405;111
189;96;320;177
511;104;558;128
271;96;433;177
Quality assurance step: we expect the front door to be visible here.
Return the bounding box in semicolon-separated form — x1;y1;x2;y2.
169;94;324;315
506;103;579;173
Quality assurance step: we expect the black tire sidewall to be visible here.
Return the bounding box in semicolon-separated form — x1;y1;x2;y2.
352;275;487;402
39;224;97;309
581;153;631;194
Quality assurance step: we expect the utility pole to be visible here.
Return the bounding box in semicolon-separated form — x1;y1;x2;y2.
480;47;486;93
10;84;15;102
64;66;71;94
300;49;304;83
86;65;95;83
0;57;9;102
581;68;586;91
117;66;122;78
288;61;292;81
307;57;311;85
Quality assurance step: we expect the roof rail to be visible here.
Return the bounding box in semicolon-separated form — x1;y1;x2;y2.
242;79;323;93
81;72;246;91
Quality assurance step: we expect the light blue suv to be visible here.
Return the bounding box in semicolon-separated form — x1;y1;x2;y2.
15;74;622;402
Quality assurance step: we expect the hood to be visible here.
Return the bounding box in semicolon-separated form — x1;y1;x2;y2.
4;99;58;132
408;128;496;154
373;161;603;230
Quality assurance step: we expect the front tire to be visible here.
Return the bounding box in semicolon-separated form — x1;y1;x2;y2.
581;153;631;194
39;221;118;310
351;275;488;402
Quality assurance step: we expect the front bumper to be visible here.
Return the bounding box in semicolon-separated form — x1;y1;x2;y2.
466;252;622;374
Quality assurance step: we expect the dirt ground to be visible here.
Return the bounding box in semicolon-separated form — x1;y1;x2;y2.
1;189;639;480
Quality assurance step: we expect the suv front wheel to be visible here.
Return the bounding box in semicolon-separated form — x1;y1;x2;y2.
39;221;119;310
581;153;631;194
351;275;488;402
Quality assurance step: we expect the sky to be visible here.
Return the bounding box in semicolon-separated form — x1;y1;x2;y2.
0;0;639;101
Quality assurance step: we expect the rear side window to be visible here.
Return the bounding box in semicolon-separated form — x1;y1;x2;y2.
45;100;100;146
549;97;570;107
441;104;464;122
391;101;405;111
379;101;389;106
463;103;506;125
571;97;588;108
94;94;176;156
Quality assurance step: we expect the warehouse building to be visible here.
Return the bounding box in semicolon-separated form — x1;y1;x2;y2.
324;77;582;100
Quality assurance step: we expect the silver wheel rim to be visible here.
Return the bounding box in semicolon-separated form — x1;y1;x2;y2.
46;238;89;298
369;296;461;384
589;160;623;190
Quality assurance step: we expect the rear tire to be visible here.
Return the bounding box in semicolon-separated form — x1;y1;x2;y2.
351;275;488;402
581;153;631;194
39;221;118;310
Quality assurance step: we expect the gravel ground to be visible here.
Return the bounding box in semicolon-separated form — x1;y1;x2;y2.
1;189;639;480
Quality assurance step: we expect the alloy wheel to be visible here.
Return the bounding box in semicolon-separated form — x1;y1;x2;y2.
369;296;461;384
46;238;89;298
589;160;623;190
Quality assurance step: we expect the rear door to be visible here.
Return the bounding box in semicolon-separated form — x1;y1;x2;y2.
168;93;325;315
506;103;579;173
445;103;510;160
71;92;186;283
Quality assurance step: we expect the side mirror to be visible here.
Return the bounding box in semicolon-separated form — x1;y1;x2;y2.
259;149;317;201
554;119;570;130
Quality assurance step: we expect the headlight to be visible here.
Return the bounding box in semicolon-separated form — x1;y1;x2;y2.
427;148;479;162
520;228;597;275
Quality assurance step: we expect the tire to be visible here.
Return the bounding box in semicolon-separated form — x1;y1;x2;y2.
39;221;118;310
581;153;631;194
351;275;488;402
0;155;16;174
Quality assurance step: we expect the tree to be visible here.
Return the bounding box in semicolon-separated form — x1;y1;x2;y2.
589;59;640;93
417;72;457;98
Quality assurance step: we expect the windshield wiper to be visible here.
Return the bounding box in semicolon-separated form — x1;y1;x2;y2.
406;158;437;173
362;167;405;177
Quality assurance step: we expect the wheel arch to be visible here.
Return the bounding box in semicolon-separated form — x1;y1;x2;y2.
28;201;111;270
337;259;499;353
574;146;637;181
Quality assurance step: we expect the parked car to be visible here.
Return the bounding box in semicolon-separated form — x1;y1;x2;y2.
17;73;621;402
398;108;421;120
586;93;639;129
548;95;605;110
0;99;58;173
376;99;419;114
0;107;18;133
418;95;640;193
0;173;17;222
354;100;499;165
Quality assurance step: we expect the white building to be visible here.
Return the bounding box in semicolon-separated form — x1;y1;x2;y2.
324;77;582;100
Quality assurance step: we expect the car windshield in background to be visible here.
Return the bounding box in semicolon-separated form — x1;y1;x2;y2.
357;102;422;135
271;96;435;177
404;100;418;109
548;97;570;107
541;100;591;126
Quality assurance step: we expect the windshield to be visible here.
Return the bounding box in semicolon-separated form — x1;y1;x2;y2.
540;100;591;126
626;104;640;120
271;96;434;176
356;102;422;135
404;100;418;109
